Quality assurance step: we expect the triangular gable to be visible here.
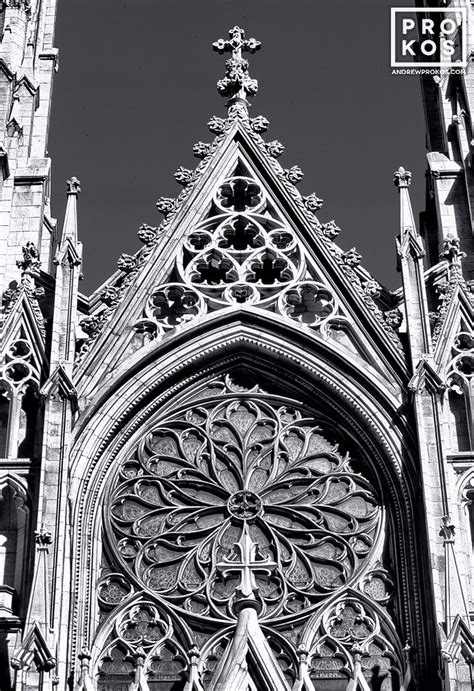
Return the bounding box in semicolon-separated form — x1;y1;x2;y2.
75;117;407;396
1;287;47;389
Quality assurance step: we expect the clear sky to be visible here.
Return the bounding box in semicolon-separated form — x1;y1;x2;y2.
49;0;426;294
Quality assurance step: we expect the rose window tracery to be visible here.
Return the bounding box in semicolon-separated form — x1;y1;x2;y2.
106;385;381;625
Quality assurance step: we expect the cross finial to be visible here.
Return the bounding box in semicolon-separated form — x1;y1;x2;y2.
213;26;261;59
216;523;276;614
213;27;261;116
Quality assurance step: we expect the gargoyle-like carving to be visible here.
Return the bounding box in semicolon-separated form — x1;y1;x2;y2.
284;166;304;184
193;141;212;159
155;197;175;217
250;115;270;133
384;308;403;329
137;223;158;245
79;315;103;338
117;253;137;273
321;220;341;239
265;140;285;157
303;193;323;212
342;248;362;267
173;167;193;185
362;279;381;299
207;116;226;134
99;286;120;307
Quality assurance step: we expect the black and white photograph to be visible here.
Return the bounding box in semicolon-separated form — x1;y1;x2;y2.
0;1;473;689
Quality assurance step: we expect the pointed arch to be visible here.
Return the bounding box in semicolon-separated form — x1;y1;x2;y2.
67;317;430;686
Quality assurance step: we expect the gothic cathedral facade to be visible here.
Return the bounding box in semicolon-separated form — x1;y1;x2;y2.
0;2;474;690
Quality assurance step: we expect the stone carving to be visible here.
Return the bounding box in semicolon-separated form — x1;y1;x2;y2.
79;315;103;339
34;526;53;546
342;248;362;267
213;26;261;103
66;176;81;195
1;242;46;338
265;140;285;157
284;166;304;184
207;116;226;134
362;280;381;299
384;308;403;329
16;241;41;275
117;254;137;273
250;115;270;133
156;197;176;217
174;167;193;185
99;286;120;307
303;193;323;212
393;166;412;188
137;223;158;245
193;141;212;159
107;391;381;623
321;220;341;240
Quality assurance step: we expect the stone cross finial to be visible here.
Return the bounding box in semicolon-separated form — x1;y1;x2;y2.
67;176;81;195
393;166;412;188
213;26;261;59
216;522;276;614
213;27;261;109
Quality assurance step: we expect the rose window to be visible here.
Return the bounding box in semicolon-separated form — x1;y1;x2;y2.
108;386;381;624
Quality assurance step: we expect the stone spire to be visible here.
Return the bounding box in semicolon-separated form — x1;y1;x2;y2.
212;26;261;118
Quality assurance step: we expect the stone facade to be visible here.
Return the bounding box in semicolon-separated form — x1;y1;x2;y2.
0;7;474;691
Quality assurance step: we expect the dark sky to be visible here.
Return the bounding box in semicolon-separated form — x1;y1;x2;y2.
49;0;425;294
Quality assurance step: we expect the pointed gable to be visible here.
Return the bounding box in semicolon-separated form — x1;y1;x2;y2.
73;66;408;395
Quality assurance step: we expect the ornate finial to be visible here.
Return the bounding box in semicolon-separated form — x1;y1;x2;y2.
16;241;40;275
393;167;412;188
213;27;261;113
66;176;81;195
441;234;466;283
439;514;455;543
35;525;53;547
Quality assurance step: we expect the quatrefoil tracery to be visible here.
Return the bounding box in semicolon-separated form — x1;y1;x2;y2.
137;174;341;335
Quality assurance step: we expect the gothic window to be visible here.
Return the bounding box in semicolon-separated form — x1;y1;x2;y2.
447;331;474;452
0;385;9;457
97;375;402;686
0;479;29;616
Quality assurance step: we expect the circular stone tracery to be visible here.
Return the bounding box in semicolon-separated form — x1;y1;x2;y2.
227;490;263;520
107;384;381;622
